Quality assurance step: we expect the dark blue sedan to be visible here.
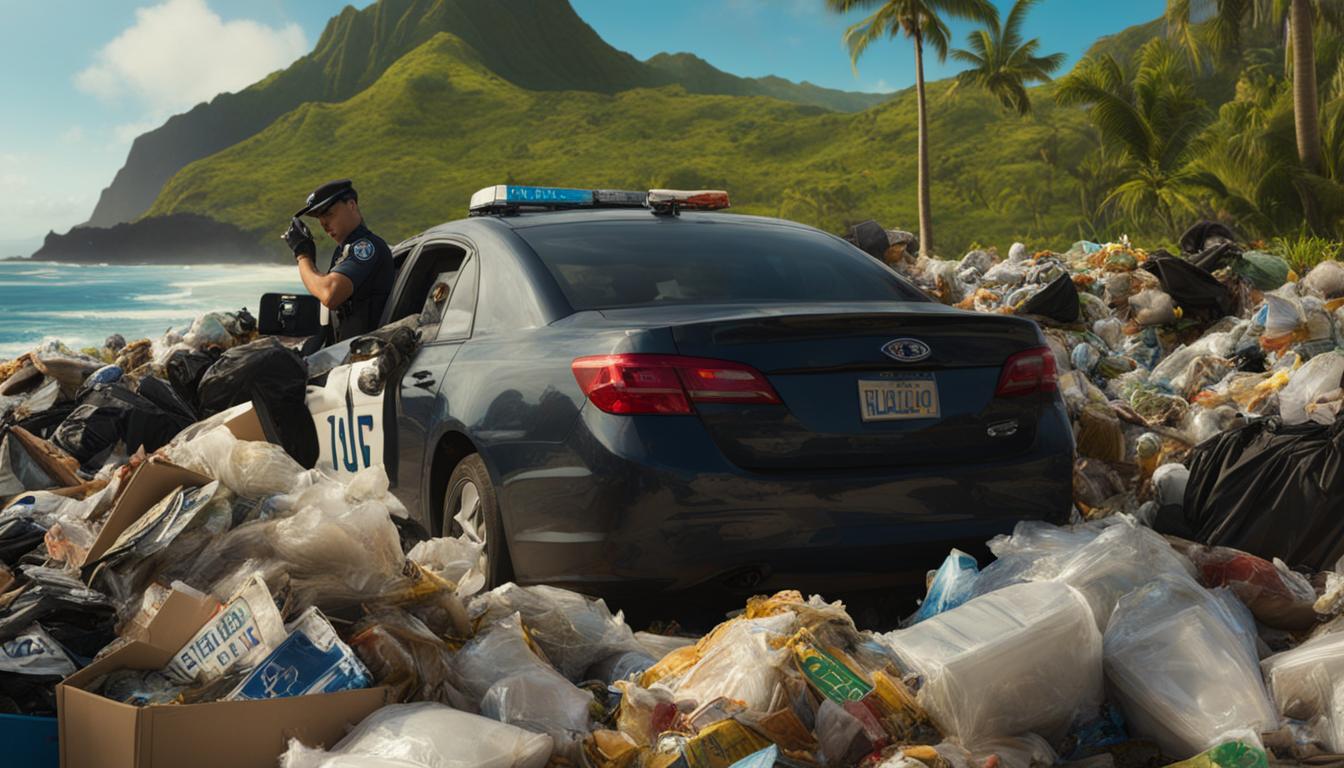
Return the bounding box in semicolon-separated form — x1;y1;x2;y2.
310;186;1074;599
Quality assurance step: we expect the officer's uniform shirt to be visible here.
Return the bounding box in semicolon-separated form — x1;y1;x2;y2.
328;222;394;341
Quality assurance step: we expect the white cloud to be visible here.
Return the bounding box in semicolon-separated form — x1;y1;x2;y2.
74;0;306;114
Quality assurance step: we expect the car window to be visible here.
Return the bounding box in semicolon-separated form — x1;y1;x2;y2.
438;255;477;341
386;243;467;324
515;220;928;310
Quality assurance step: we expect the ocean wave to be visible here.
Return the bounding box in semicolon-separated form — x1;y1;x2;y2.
18;308;198;321
132;288;195;304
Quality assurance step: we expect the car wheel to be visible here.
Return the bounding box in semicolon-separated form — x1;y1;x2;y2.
442;454;512;588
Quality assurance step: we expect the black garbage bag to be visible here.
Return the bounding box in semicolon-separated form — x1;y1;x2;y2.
1018;274;1080;323
198;337;317;467
1157;418;1344;571
0;567;116;658
0;516;46;566
52;377;196;466
845;220;890;261
1143;251;1235;319
1180;220;1238;255
165;348;221;411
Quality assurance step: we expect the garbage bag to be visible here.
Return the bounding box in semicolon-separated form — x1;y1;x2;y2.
452;613;586;706
663;612;798;712
1232;252;1291;291
0;514;47;566
164;347;220;409
0;622;78;678
349;609;472;709
908;549;979;625
482;671;594;748
1017;274;1080;323
52;377;195;465
470;584;645;682
882;581;1103;746
280;702;553;768
0;565;116;657
1102;573;1276;759
165;424;306;498
1279;352;1344;425
1143;252;1235;319
1302;260;1344;299
1048;522;1198;631
407;535;485;598
1167;417;1344;570
196;336;316;465
1180;221;1239;256
1130;289;1179;326
1263;631;1344;751
845;220;890;261
1183;545;1319;630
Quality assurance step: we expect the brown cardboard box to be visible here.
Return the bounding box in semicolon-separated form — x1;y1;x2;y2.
58;586;391;768
82;404;269;566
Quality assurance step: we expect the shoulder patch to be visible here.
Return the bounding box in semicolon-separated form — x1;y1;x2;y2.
351;239;375;262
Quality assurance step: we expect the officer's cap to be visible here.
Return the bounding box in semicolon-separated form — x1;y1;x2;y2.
298;179;358;217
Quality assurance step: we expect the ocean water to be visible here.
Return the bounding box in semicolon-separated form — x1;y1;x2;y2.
0;261;304;359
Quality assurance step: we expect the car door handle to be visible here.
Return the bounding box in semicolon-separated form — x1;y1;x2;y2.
411;370;433;379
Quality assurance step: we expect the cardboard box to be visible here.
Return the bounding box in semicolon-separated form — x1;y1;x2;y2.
58;587;391;768
82;404;269;566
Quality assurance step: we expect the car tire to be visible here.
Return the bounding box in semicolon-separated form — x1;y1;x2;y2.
442;454;512;589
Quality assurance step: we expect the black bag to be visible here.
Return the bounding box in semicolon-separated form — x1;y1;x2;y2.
1158;418;1344;571
165;348;221;410
197;337;317;467
1018;274;1080;324
845;220;890;261
52;377;196;465
1143;251;1235;319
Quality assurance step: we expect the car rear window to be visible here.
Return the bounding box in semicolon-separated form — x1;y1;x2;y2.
514;219;929;310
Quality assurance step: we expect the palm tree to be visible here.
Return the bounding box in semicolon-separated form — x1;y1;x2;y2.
826;0;999;258
1054;39;1215;238
1165;0;1343;176
949;0;1065;115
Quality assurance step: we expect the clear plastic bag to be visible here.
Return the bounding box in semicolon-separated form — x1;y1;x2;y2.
1103;573;1277;759
481;671;594;752
1263;632;1344;751
882;581;1104;745
408;536;485;598
280;702;553;768
908;549;979;625
469;584;645;682
1280;351;1344;424
1183;545;1319;630
1050;521;1198;631
1130;289;1178;325
451;613;576;703
349;608;473;710
1302;260;1344;300
664;612;798;712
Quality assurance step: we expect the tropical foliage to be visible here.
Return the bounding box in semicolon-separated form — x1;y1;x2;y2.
950;0;1065;115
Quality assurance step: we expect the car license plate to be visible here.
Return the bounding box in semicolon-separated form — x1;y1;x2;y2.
858;374;939;421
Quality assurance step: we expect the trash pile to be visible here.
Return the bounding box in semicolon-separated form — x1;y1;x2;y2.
4;222;1344;766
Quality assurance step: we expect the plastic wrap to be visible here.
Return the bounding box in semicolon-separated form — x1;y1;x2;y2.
1049;521;1198;630
452;613;574;702
635;631;697;662
280;702;553;768
908;549;979;625
481;671;593;748
1184;545;1318;630
407;535;485;598
665;612;797;712
882;581;1103;745
1130;289;1178;325
166;425;306;498
1279;352;1344;424
1302;260;1344;299
349;609;472;710
1103;573;1277;759
1263;632;1344;751
470;584;645;682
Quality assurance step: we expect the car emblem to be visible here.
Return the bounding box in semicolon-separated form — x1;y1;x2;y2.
882;338;931;362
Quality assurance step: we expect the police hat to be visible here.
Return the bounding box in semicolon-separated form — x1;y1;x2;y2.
297;179;358;217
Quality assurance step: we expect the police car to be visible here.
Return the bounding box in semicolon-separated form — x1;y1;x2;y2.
282;185;1073;598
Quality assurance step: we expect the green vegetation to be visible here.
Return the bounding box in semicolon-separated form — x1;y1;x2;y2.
145;33;1101;259
1273;232;1344;273
824;0;1002;258
950;0;1064;115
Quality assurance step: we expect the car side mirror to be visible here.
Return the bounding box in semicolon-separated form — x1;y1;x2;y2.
258;293;324;337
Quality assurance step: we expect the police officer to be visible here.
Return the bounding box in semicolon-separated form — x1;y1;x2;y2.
281;179;394;344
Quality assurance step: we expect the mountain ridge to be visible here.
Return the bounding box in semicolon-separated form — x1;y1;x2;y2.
83;0;889;230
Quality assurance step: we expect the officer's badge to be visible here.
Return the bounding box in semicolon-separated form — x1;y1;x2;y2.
352;239;375;262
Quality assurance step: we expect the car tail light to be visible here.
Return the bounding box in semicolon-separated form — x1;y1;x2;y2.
995;347;1058;397
572;354;781;414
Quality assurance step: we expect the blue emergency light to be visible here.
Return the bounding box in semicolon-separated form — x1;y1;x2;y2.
468;185;729;215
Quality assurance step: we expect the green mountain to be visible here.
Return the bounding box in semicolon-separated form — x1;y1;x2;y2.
143;32;1096;258
84;0;886;228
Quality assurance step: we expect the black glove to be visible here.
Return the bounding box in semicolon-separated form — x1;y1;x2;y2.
282;217;315;259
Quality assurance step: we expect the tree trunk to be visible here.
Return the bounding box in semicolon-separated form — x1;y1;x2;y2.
913;27;934;258
1290;0;1321;175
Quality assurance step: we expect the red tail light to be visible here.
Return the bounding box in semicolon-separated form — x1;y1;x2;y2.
995;347;1058;397
572;354;781;415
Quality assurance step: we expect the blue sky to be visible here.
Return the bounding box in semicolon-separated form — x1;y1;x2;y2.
0;0;1163;253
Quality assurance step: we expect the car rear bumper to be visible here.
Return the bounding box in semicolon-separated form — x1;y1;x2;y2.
494;402;1074;597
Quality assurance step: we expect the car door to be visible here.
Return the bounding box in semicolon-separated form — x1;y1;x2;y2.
391;239;479;518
